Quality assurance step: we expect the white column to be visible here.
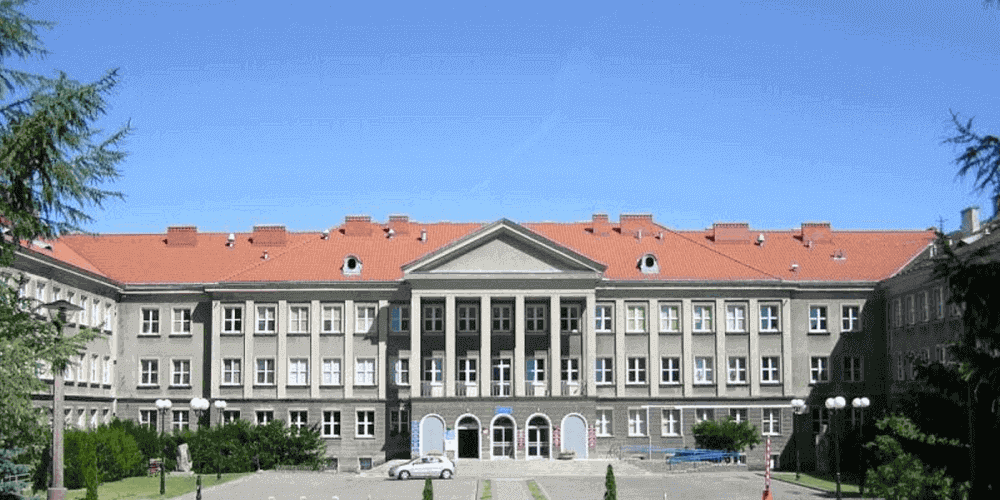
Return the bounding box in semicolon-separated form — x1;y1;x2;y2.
681;299;693;397
310;299;321;399
344;299;354;399
277;299;287;399
549;295;561;397
445;295;456;398
410;295;422;399
715;298;725;396
648;299;659;398
514;295;526;397
481;295;492;398
584;293;597;396
211;300;221;399
749;299;760;397
615;299;626;396
243;300;255;399
378;299;389;400
781;298;792;395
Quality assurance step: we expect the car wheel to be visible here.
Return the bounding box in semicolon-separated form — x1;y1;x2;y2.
399;471;410;480
441;469;452;479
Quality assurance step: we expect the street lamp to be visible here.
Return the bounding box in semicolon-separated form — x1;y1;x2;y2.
41;300;82;500
825;396;847;500
852;397;871;497
213;400;227;479
790;399;809;481
155;398;172;495
190;397;210;429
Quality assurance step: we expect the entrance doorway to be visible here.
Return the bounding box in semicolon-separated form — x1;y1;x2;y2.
561;414;587;459
526;416;550;459
420;415;445;456
457;416;480;459
492;416;515;459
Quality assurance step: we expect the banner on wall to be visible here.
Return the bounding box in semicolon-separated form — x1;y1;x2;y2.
553;426;561;448
517;429;525;450
410;420;420;453
587;426;597;450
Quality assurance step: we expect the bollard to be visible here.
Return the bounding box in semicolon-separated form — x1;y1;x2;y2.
196;475;202;500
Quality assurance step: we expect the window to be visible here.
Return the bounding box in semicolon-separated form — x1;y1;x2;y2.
223;359;242;385
811;408;828;433
288;306;309;333
356;410;375;437
626;357;646;384
140;359;158;386
526;358;546;383
595;409;612;436
256;306;276;333
762;409;780;435
661;409;681;436
172;410;189;431
896;353;905;381
659;304;680;332
525;305;546;333
907;295;916;325
730;409;748;423
693;305;713;332
760;304;779;331
492;305;511;332
893;298;902;328
80;297;88;326
457;304;478;332
222;410;240;423
322;305;343;333
561;358;579;382
809;306;828;332
322;359;341;385
359;458;372;471
102;356;111;385
355;358;376;386
391;306;410;332
35;282;46;302
694;357;714;384
921;291;930;322
288;358;309;386
935;287;945;319
390;408;409;435
141;308;159;334
77;354;86;383
171;360;191;387
289;410;308;431
322;411;341;437
223;307;242;333
91;302;100;328
424;305;444;332
810;357;829;384
139;410;157;429
560;305;580;332
726;304;747;332
423;358;443;383
660;357;680;384
842;305;860;332
594;304;613;332
393;359;410;385
628;409;646;436
843;357;863;382
76;409;85;429
696;408;714;423
64;358;74;382
727;357;747;384
103;304;112;331
52;287;62;301
626;304;647;333
761;357;780;383
256;358;275;385
457;358;477;383
172;308;192;334
355;304;376;333
595;358;613;384
90;354;99;383
256;411;274;425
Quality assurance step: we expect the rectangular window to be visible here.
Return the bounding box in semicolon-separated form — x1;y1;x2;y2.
761;356;780;383
356;411;375;437
355;305;376;333
141;308;159;335
222;410;240;424
103;303;112;331
80;297;88;326
223;307;243;333
140;359;158;386
727;357;747;384
525;305;546;333
288;306;309;333
730;409;748;423
810;357;829;383
594;304;613;332
595;358;613;384
256;411;274;425
809;306;828;332
91;302;100;328
256;306;276;333
171;360;191;387
595;409;612;436
457;304;478;332
90;354;99;383
560;305;580;332
256;358;275;385
628;409;646;437
322;411;341;437
457;358;478;383
696;408;714;423
77;354;86;383
492;305;511;332
390;408;409;434
694;357;714;384
921;291;930;322
223;359;241;385
626;304;647;333
139;409;157;429
693;305;714;332
561;358;579;382
172;308;192;334
102;356;111;385
35;282;46;302
935;287;945;319
842;305;860;332
907;295;916;325
322;358;341;385
659;304;680;332
896;353;905;381
843;357;863;382
526;358;546;383
424;305;444;332
172;410;189;431
893;298;902;328
322;305;343;333
762;409;781;435
660;357;681;384
289;410;308;431
812;408;828;433
355;358;376;386
423;358;443;383
390;306;410;332
726;304;747;332
288;358;309;386
661;409;681;436
626;357;647;384
393;359;410;385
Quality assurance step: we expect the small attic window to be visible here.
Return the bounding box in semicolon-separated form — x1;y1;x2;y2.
343;255;362;276
639;254;659;274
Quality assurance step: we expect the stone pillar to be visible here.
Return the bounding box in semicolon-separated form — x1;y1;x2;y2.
549;295;561;397
243;300;254;399
277;299;287;399
514;295;526;397
781;298;792;395
445;295;456;398
378;299;389;400
344;300;354;398
614;299;626;396
648;299;659;398
481;295;492;398
749;299;760;397
410;295;422;399
715;299;725;396
211;300;221;400
310;300;321;399
681;299;693;397
584;293;597;396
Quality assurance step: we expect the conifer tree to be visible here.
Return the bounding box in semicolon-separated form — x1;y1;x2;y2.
604;464;616;500
422;477;433;500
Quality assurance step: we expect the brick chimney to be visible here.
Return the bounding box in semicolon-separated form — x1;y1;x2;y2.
961;206;981;234
251;225;287;246
387;214;411;236
619;213;655;237
166;226;197;247
590;213;612;236
712;222;751;243
800;222;833;245
344;215;373;237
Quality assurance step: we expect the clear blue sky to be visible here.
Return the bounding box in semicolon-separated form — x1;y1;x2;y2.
17;0;1000;234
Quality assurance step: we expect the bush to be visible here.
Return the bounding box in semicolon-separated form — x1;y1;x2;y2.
1;448;31;500
604;464;616;500
93;425;144;482
691;417;761;452
422;477;433;500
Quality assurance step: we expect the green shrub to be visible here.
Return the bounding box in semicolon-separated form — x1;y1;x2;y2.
604;464;616;500
93;425;144;482
423;477;433;500
691;417;761;452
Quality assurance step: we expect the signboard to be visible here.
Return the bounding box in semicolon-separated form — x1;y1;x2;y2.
495;407;512;415
445;429;455;440
517;429;525;450
587;426;597;450
410;420;420;453
553;426;561;448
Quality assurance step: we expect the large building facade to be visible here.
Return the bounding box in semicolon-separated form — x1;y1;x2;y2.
9;213;936;471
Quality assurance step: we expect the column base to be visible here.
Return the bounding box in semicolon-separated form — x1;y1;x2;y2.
47;486;67;500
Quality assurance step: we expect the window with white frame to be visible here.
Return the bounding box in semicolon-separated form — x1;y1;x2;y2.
561;358;579;383
35;282;46;302
322;305;343;333
726;304;747;332
393;358;409;385
172;410;189;431
526;357;546;383
935;287;945;319
761;356;780;383
223;306;242;333
696;408;714;423
595;304;613;332
693;304;714;332
809;306;828;332
223;359;241;385
355;358;376;386
492;304;512;332
256;358;275;385
595;358;613;384
77;354;85;383
222;410;240;423
626;303;647;333
288;305;309;333
843;357;863;382
457;358;477;383
390;305;409;332
893;298;902;328
90;354;99;383
694;357;714;384
91;302;100;328
322;358;342;385
662;409;681;436
810;357;829;383
921;291;930;322
322;410;341;437
659;303;680;332
256;411;274;425
102;356;111;385
762;409;781;435
103;303;112;331
289;410;308;431
424;305;444;332
525;305;546;333
288;358;309;386
172;308;192;334
628;409;646;436
423;358;443;383
842;305;860;332
140;359;158;386
390;408;409;434
907;295;916;325
595;409;612;436
141;308;159;334
626;357;647;384
80;297;88;326
730;408;748;423
139;409;157;429
457;304;478;332
560;305;580;332
727;357;747;384
76;409;85;429
52;286;62;301
171;360;191;387
356;410;375;437
661;357;680;384
256;306;276;333
355;304;376;333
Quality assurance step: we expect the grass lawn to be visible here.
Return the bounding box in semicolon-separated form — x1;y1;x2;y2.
480;479;492;499
63;472;251;500
526;479;548;500
772;472;861;495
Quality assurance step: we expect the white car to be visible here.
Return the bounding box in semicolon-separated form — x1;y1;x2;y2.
388;455;456;480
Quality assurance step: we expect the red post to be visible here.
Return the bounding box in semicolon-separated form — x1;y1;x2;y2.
762;436;773;500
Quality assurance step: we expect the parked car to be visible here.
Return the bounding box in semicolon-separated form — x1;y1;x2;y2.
388;455;456;480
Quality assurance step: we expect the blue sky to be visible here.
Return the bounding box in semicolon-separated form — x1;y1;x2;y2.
17;0;1000;233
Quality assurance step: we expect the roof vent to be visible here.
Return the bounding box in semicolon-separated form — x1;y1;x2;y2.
344;215;373;237
832;250;847;261
32;240;53;251
756;233;766;246
226;233;235;248
420;228;427;243
251;225;287;246
712;222;751;243
321;229;330;240
790;262;799;272
590;213;612;237
387;228;396;239
262;251;269;261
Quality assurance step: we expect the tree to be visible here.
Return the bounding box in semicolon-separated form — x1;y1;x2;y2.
422;477;433;500
863;415;969;500
690;417;761;452
603;464;616;500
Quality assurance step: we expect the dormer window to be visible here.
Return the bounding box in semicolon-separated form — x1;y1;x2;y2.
343;255;362;276
638;254;659;274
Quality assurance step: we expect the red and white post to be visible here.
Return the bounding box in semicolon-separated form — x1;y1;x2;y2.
762;436;774;500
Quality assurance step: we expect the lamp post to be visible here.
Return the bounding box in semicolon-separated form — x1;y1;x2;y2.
41;300;82;500
155;398;172;495
790;399;809;481
852;397;870;497
190;397;209;429
213;400;227;479
825;396;847;500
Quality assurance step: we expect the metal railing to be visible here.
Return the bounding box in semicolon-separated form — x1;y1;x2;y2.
561;381;582;396
491;381;511;397
456;382;479;397
524;382;549;397
421;382;444;397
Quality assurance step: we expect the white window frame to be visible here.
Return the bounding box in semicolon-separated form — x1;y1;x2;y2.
102;356;111;385
561;357;579;383
594;304;613;332
424;305;444;333
809;306;828;332
626;357;647;384
141;308;160;335
935;287;945;319
223;358;242;385
322;410;341;438
661;409;681;436
355;358;376;386
390;408;409;435
91;302;100;329
223;306;243;334
256;411;274;425
140;359;158;386
356;410;375;438
525;305;546;333
457;304;478;333
526;357;546;383
393;358;410;385
907;295;916;325
424;357;443;384
172;308;192;335
625;303;647;333
288;305;310;333
560;305;581;332
659;303;680;333
171;359;191;387
921;291;930;322
89;354;99;383
256;358;276;386
139;409;157;429
730;409;748;423
322;358;342;386
35;282;46;302
694;357;714;384
322;304;344;333
627;409;646;437
288;358;309;386
842;305;860;332
725;304;747;333
660;357;681;384
492;304;512;332
289;410;308;431
355;304;376;334
77;354;86;384
762;409;781;435
390;305;410;333
843;356;863;382
893;298;902;328
595;409;612;437
727;356;747;384
693;304;714;332
80;297;88;326
457;357;478;383
810;357;829;384
761;356;780;384
256;305;276;334
595;357;613;384
696;408;714;423
172;410;189;431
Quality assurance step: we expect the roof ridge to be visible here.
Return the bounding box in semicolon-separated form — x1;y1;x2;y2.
664;227;783;281
218;233;319;282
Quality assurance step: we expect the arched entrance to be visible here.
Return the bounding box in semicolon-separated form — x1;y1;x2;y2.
491;415;516;460
456;415;481;459
420;415;445;456
526;414;551;460
561;413;588;459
